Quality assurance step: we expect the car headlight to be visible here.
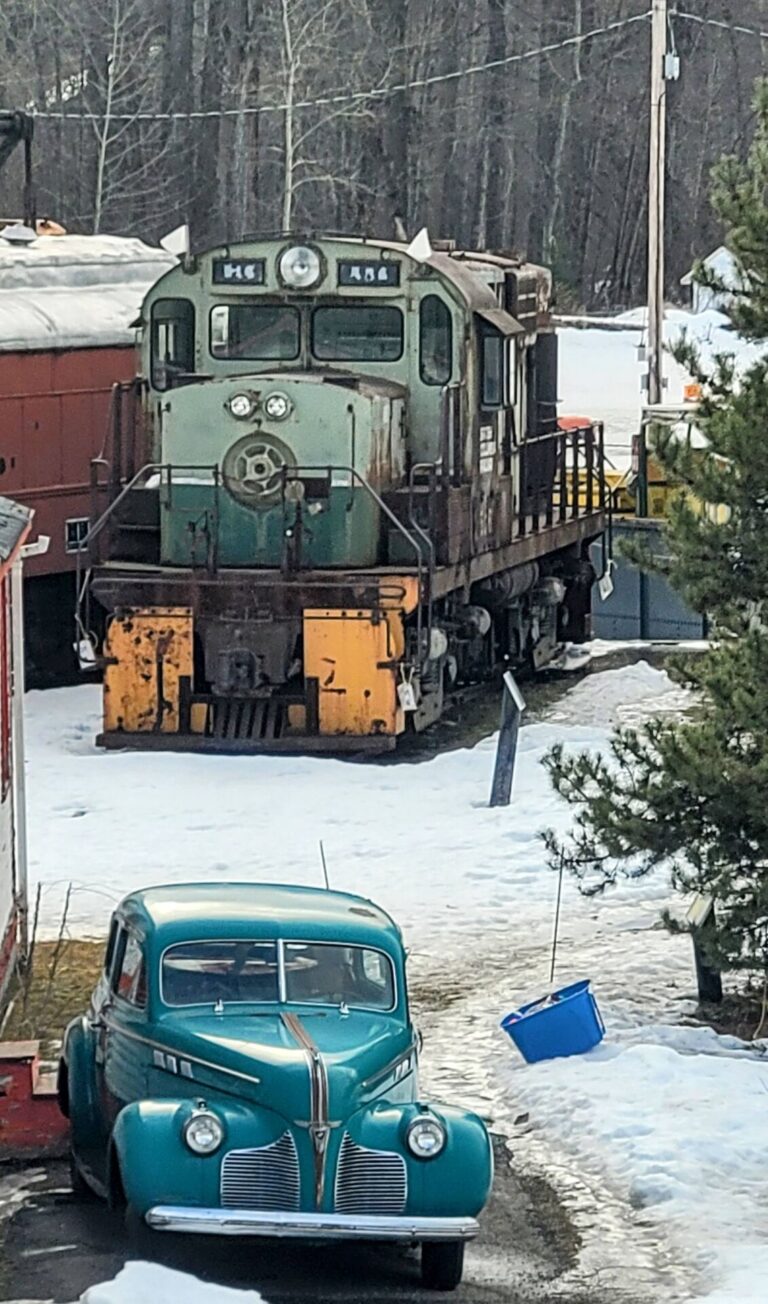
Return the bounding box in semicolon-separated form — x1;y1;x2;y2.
406;1115;446;1160
183;1109;224;1156
229;393;255;420
264;392;292;421
279;244;321;289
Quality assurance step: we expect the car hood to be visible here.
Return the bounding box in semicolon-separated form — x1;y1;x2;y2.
155;1009;413;1123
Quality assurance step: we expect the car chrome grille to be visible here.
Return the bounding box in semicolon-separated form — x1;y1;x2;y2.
334;1132;408;1216
220;1131;301;1211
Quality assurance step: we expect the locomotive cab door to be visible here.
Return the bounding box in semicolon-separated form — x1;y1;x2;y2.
474;309;521;552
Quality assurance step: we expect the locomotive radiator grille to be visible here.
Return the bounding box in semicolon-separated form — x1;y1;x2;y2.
334;1132;408;1216
220;1131;301;1211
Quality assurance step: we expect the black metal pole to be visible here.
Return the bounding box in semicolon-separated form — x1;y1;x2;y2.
489;671;526;808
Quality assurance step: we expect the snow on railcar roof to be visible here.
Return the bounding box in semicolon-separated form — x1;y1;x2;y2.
0;233;176;352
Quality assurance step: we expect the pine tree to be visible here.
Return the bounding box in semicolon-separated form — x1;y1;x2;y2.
545;83;768;992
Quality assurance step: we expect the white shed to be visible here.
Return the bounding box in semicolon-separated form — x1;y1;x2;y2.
681;246;741;315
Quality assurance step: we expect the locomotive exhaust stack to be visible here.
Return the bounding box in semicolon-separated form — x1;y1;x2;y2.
79;236;608;753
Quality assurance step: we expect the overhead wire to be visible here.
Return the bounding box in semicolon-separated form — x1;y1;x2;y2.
671;10;768;44
30;11;654;124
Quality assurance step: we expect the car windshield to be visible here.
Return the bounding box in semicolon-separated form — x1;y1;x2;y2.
162;941;280;1005
161;939;395;1010
284;942;395;1010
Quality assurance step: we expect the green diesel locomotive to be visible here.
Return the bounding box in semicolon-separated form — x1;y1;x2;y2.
79;234;607;752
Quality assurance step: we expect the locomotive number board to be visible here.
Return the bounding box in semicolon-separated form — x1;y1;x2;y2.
212;258;266;285
338;261;400;287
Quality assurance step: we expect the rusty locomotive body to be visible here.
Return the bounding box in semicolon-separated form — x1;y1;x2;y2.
79;235;608;752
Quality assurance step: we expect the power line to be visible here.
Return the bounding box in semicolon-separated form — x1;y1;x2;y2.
672;10;768;43
30;11;653;124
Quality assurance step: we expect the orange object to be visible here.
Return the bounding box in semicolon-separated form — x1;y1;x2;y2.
558;415;594;430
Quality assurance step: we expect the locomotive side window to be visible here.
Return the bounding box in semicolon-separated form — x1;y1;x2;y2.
419;296;453;385
312;305;403;362
210;304;300;361
480;325;504;409
151;299;195;391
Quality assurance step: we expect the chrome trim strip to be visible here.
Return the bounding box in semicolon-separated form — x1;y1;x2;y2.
146;1207;480;1242
281;1011;330;1205
104;1018;261;1088
362;1045;417;1091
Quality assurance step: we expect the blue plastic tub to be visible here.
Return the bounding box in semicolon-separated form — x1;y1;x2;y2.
501;980;605;1064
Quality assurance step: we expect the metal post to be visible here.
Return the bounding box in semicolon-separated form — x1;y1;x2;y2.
489;671;526;808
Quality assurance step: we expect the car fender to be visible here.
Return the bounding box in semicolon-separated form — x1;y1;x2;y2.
110;1096;287;1216
61;1017;100;1148
344;1100;493;1218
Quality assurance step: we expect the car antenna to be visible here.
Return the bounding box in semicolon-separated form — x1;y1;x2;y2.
319;840;331;890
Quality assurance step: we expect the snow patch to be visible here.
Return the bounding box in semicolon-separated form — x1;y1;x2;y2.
79;1262;267;1303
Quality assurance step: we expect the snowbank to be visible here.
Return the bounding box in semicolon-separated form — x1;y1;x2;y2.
24;662;684;942
501;1001;768;1302
80;1262;267;1303
559;306;763;468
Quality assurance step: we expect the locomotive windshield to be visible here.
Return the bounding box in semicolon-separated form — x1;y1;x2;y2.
312;305;403;362
210;304;300;360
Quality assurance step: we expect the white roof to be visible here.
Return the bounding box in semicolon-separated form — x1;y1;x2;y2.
0;234;176;352
680;245;739;287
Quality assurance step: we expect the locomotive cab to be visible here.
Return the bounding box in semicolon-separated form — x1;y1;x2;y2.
81;236;607;752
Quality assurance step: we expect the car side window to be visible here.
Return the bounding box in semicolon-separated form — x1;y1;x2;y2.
103;919;120;981
113;932;147;1009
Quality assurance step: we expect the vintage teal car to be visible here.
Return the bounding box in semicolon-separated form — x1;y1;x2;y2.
58;883;493;1290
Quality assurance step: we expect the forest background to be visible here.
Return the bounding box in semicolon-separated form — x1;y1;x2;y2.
0;1;765;309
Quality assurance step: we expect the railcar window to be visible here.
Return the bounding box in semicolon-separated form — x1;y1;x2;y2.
151;298;195;391
312;306;403;362
210;305;300;361
480;328;504;408
284;942;395;1010
420;296;453;385
162;941;280;1005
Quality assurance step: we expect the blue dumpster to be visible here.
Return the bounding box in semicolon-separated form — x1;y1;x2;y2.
501;980;605;1063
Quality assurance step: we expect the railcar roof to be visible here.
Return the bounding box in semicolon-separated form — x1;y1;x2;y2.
0;234;175;352
117;882;402;949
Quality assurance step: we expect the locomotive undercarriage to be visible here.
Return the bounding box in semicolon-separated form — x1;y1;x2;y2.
90;523;599;755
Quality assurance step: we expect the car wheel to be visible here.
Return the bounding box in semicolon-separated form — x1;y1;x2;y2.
124;1204;156;1256
421;1241;465;1291
69;1148;95;1200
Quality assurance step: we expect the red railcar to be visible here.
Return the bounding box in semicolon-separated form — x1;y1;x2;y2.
0;233;173;682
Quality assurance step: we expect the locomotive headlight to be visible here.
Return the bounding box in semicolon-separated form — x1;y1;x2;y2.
279;244;321;289
264;392;292;421
228;393;255;420
183;1108;224;1156
406;1114;446;1160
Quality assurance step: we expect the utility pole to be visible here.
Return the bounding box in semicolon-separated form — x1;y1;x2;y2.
640;0;675;517
647;0;668;411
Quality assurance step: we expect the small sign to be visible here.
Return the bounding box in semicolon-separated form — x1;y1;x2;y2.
598;560;615;602
338;260;400;288
212;258;266;286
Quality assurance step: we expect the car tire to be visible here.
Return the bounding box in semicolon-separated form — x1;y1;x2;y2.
69;1148;95;1200
124;1204;156;1256
421;1241;465;1291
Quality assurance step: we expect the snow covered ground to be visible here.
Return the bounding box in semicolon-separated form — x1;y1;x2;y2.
80;1262;266;1303
21;662;768;1302
558;307;763;469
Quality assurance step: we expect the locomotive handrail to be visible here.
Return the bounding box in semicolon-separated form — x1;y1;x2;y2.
284;462;430;670
74;461;221;652
408;461;439;663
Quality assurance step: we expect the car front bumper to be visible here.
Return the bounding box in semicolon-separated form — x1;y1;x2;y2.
145;1206;479;1242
